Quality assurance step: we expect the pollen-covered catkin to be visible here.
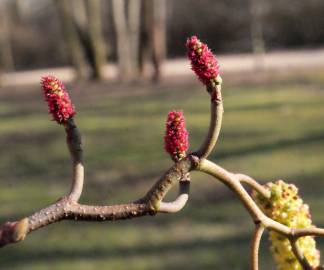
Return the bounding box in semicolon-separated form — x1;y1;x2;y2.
253;180;320;270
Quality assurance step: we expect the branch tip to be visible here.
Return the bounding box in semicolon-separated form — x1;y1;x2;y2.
13;218;29;242
0;218;29;247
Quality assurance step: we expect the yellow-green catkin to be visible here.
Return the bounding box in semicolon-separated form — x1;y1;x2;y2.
253;180;320;270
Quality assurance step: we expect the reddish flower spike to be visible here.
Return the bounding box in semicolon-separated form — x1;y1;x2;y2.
164;110;189;161
186;36;221;88
41;75;76;124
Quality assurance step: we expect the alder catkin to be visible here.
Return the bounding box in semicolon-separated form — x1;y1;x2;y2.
253;180;320;270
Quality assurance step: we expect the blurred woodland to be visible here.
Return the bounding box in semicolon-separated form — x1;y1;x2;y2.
0;0;324;81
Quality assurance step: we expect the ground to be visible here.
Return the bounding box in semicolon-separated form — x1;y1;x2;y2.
0;68;324;269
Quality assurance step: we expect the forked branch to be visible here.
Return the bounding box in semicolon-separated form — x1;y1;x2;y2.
289;238;313;270
251;224;265;270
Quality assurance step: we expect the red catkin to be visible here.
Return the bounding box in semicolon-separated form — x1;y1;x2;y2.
164;110;189;161
186;35;220;88
41;75;76;124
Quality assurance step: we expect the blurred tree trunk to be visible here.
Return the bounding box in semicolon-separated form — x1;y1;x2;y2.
8;0;23;25
250;0;265;70
55;0;87;79
127;0;141;78
71;0;108;80
140;0;151;79
71;0;88;31
151;0;166;82
141;0;166;82
85;0;107;80
112;0;133;81
70;0;94;78
0;3;15;72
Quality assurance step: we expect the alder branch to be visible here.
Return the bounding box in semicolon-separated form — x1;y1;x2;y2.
142;158;193;211
194;84;223;159
291;227;324;238
251;224;264;270
197;159;269;221
235;173;270;199
64;118;84;202
197;158;324;238
0;218;28;248
197;159;324;269
158;180;190;213
0;155;194;247
289;238;313;270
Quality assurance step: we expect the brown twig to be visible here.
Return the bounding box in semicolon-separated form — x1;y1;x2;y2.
158;180;190;213
251;224;264;270
0;218;28;248
194;85;223;159
289;237;313;270
291;227;324;238
197;159;268;221
235;173;270;199
197;158;324;269
0;155;194;247
64;118;84;202
142;157;193;211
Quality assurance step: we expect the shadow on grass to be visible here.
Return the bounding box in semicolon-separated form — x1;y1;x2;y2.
0;131;59;146
0;233;250;268
226;98;324;113
214;131;324;160
227;101;284;112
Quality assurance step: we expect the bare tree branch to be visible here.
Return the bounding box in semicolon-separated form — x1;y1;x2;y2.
0;218;28;248
158;180;190;213
194;85;223;159
251;224;264;270
289;238;313;270
0;155;194;247
64;119;84;202
235;173;270;199
197;158;324;269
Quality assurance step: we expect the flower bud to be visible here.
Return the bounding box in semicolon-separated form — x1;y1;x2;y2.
41;75;76;124
164;110;189;161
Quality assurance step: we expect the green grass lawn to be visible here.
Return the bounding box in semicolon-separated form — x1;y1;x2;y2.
1;69;324;269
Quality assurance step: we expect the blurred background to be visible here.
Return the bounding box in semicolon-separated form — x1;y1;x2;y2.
0;0;324;269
